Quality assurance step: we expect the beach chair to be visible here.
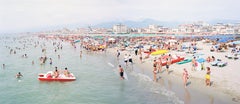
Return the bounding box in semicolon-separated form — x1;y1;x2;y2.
211;61;220;66
234;56;239;60
217;62;227;67
225;54;233;59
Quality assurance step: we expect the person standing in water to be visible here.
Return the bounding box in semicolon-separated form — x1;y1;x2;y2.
49;58;52;65
128;55;133;64
58;55;60;59
119;65;124;80
2;64;5;69
124;54;128;66
182;68;189;88
117;50;120;59
32;60;34;65
80;51;82;58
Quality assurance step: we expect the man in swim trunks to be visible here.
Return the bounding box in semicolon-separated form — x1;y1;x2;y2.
117;50;120;59
119;65;124;80
124;54;128;66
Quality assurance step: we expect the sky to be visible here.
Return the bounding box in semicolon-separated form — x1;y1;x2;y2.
0;0;239;33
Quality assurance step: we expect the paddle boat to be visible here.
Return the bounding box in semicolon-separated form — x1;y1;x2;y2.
38;71;76;81
177;59;192;64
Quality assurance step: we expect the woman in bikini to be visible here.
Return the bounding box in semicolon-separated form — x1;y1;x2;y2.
205;67;211;86
182;68;189;88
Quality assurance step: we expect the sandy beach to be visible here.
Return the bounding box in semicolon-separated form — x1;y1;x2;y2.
105;36;240;104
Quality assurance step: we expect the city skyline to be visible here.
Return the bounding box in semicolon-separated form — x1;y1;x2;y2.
0;0;240;33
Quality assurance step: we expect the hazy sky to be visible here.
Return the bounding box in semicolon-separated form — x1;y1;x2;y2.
0;0;239;33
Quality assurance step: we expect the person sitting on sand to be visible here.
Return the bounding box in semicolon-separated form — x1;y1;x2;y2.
205;67;211;86
211;56;215;61
210;46;215;52
182;68;189;88
16;72;23;78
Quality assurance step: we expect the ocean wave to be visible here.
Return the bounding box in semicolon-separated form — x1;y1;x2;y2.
130;72;184;104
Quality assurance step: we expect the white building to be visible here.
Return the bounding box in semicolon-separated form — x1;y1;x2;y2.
146;24;161;33
112;24;128;34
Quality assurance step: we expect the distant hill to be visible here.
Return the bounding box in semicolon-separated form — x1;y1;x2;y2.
92;18;240;29
207;19;240;25
93;19;182;28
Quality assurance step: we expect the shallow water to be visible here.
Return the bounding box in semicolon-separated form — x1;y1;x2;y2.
0;36;183;104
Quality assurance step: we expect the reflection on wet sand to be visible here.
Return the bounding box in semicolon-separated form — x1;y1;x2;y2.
184;88;191;104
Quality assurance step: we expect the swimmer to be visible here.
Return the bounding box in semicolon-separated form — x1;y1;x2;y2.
16;72;23;78
49;58;52;65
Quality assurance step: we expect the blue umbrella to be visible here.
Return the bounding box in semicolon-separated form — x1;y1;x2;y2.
218;38;228;43
197;58;205;63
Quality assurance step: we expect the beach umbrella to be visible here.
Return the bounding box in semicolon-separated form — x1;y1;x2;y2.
197;58;205;63
218;38;228;43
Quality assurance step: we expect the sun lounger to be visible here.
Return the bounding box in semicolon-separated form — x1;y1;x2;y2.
211;61;220;66
234;56;239;60
225;54;233;59
217;62;227;67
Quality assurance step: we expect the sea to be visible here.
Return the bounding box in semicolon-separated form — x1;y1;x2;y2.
0;35;184;104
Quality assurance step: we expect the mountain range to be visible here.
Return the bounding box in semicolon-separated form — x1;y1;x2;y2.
92;19;240;29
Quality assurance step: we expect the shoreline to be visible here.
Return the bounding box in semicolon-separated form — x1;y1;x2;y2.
106;44;240;104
